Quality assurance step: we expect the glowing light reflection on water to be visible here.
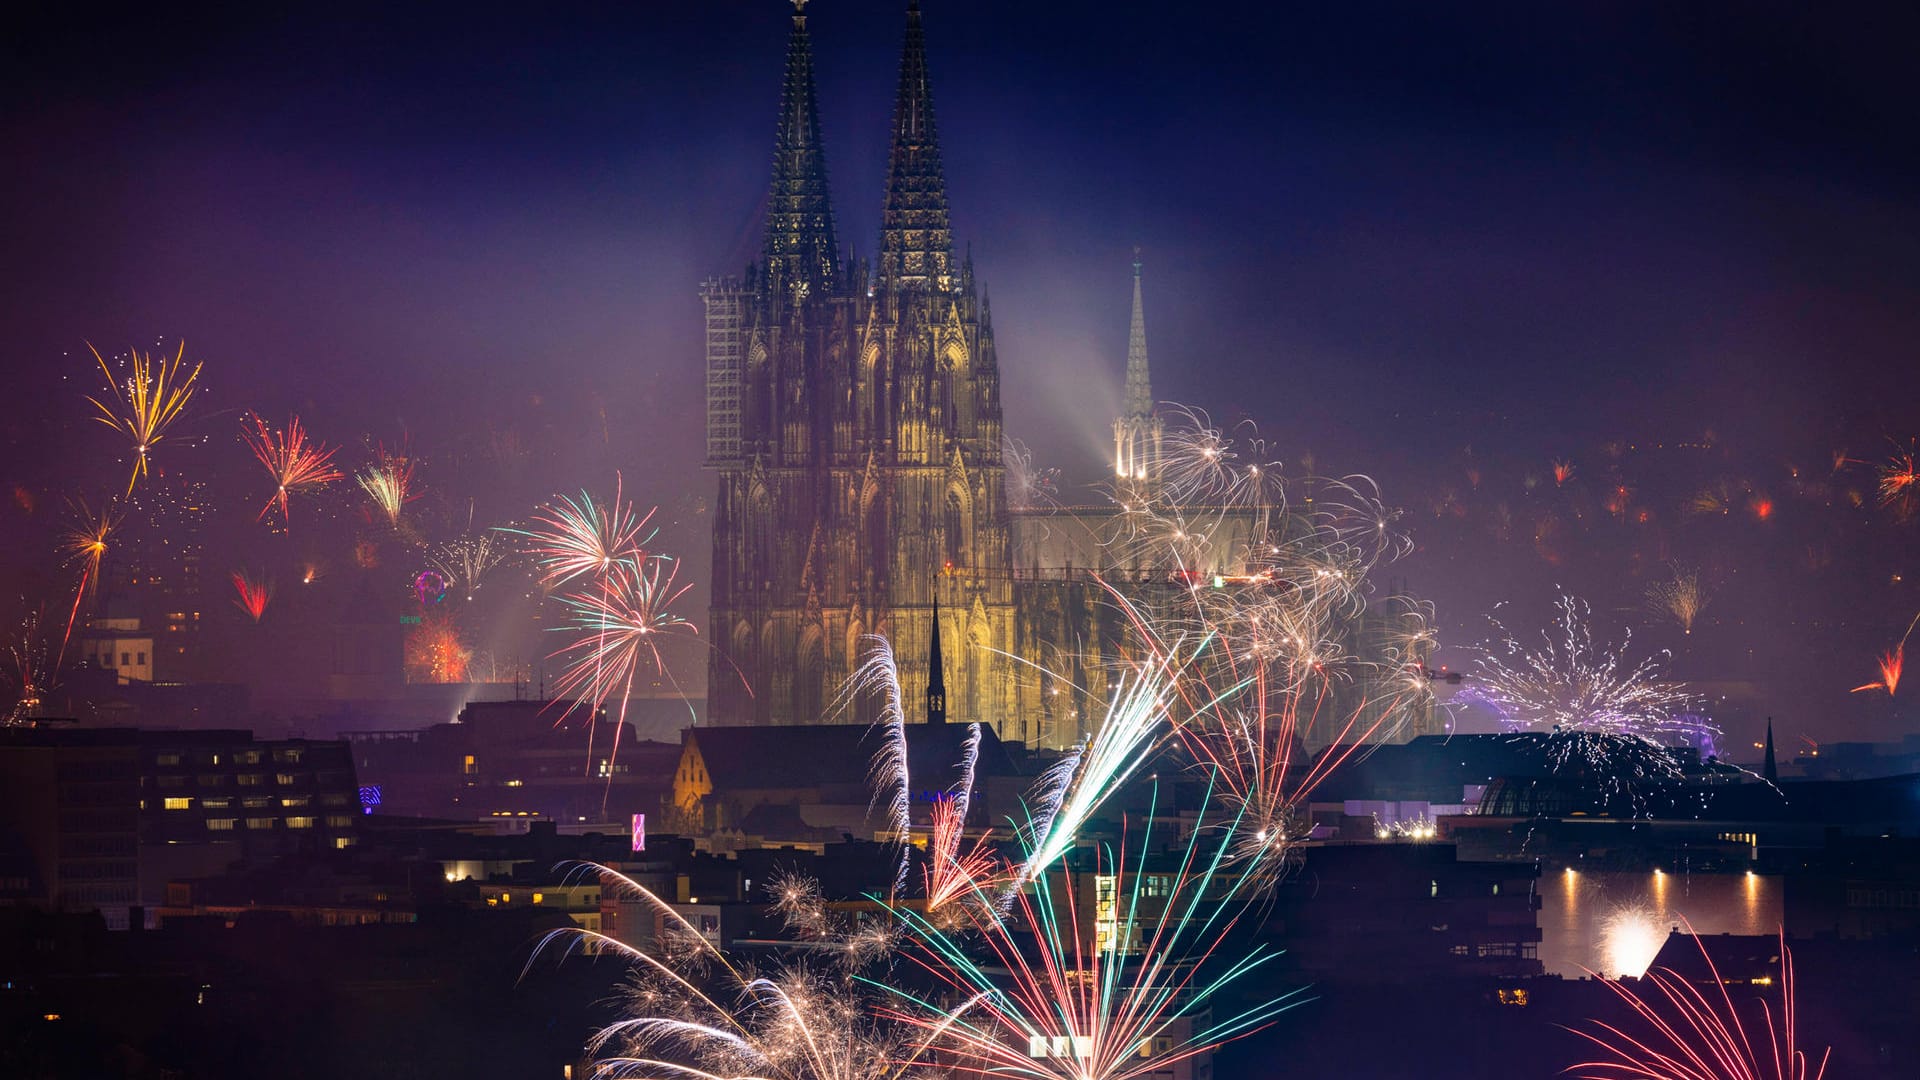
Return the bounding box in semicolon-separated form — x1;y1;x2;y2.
1539;868;1779;977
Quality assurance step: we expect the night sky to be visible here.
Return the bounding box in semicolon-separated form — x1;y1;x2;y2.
4;1;1917;744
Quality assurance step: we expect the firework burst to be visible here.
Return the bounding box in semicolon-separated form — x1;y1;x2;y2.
1005;435;1062;511
1569;930;1829;1080
1851;611;1918;696
1467;595;1710;801
355;447;416;527
240;413;344;524
502;476;656;589
428;533;511;600
547;549;696;791
533;865;917;1080
230;571;273;622
405;611;471;683
1879;443;1918;522
876;790;1302;1080
86;342;205;497
1089;404;1432;871
1647;564;1711;635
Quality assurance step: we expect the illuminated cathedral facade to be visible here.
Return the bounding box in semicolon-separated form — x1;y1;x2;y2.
704;3;1432;749
703;2;1018;739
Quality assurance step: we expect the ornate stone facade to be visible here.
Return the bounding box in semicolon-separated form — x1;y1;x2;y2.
705;3;1016;738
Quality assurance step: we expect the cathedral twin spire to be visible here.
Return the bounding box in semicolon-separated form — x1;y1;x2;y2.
763;1;839;294
878;0;955;291
761;1;955;295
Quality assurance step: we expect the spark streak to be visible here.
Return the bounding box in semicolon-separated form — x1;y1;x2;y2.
230;571;272;622
1569;930;1829;1080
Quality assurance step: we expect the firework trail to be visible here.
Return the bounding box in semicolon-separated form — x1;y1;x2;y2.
86;342;204;497
355;447;416;527
240;413;344;524
230;571;273;622
1466;595;1710;803
1647;564;1711;635
840;636;915;896
1569;929;1829;1080
1553;459;1577;486
875;788;1303;1080
56;498;123;663
1020;648;1188;884
530;864;916;1080
1879;443;1918;522
923;722;1008;919
5;607;56;725
1851;611;1919;696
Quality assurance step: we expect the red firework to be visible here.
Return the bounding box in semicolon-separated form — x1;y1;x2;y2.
1569;930;1828;1080
230;571;272;622
241;412;343;524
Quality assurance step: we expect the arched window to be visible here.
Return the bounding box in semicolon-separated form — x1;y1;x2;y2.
944;488;966;567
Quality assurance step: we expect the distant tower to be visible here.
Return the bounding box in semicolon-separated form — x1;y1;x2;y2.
1762;717;1778;784
927;583;946;724
1112;249;1163;483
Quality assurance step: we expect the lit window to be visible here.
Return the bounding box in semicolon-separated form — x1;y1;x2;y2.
532;892;545;904
332;837;354;849
280;796;310;808
206;818;236;831
156;753;182;766
275;773;295;786
162;797;193;811
238;774;264;786
245;817;275;829
286;816;315;829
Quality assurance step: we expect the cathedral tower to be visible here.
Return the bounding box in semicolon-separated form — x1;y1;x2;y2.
705;1;1018;737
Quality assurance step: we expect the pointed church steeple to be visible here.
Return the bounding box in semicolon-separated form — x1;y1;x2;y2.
1762;717;1778;784
927;582;947;724
1124;248;1152;419
764;0;840;293
879;0;954;291
1113;249;1164;481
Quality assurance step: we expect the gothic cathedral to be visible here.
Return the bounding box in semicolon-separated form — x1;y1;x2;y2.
703;3;1017;738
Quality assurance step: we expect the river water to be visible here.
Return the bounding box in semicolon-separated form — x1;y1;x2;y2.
1537;868;1782;977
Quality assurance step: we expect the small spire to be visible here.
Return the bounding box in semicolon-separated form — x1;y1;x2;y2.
1123;248;1153;419
1762;717;1777;784
926;580;947;724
